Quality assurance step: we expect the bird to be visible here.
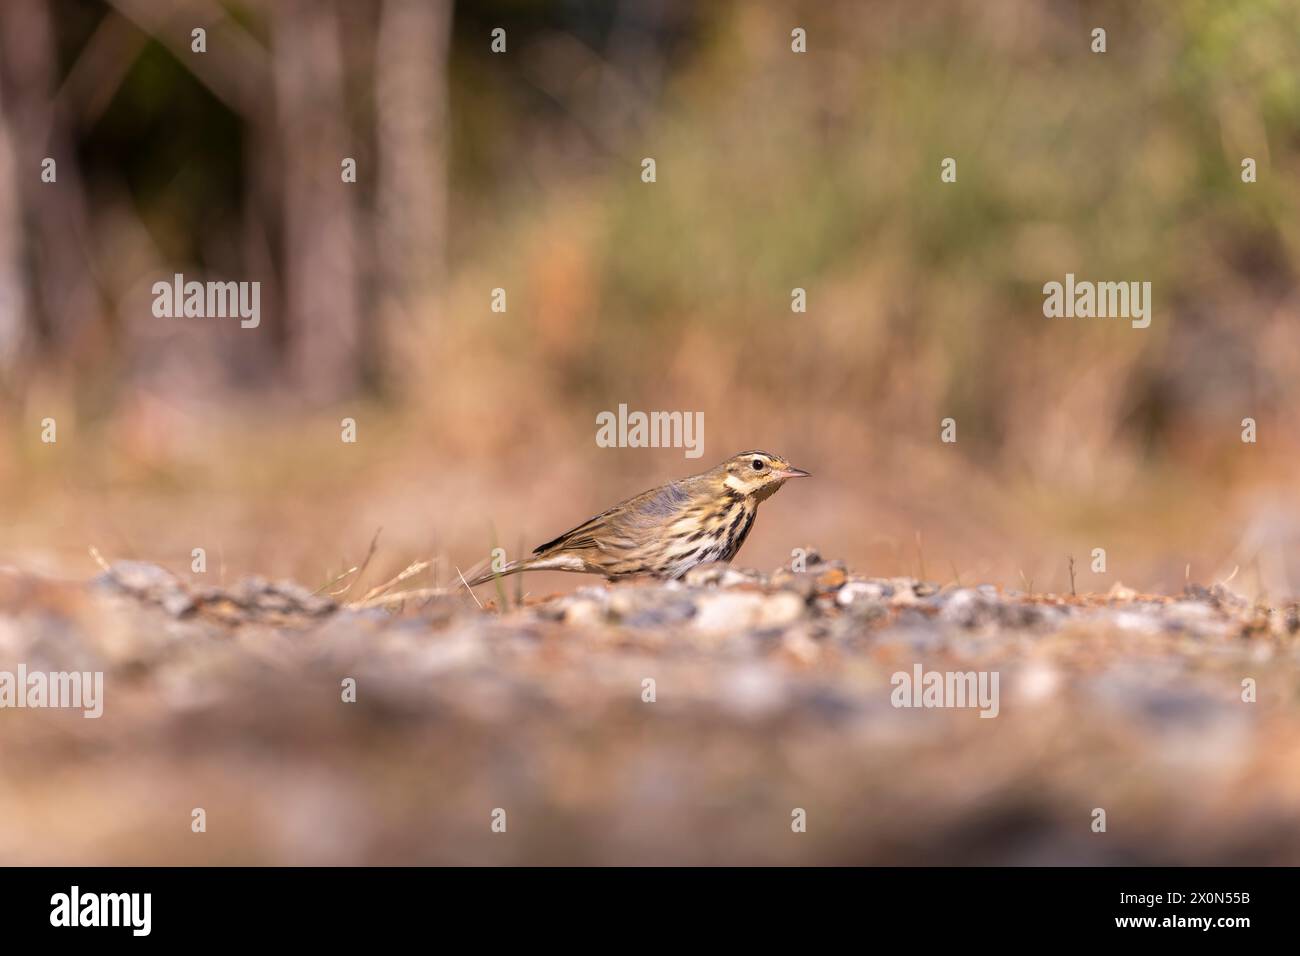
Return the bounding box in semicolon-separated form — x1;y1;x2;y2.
464;450;810;586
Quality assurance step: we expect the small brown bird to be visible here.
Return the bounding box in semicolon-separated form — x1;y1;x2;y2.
465;450;810;586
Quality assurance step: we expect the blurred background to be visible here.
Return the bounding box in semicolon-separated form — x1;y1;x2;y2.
3;0;1300;599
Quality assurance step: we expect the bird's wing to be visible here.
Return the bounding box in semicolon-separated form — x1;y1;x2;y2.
530;512;608;555
532;480;695;556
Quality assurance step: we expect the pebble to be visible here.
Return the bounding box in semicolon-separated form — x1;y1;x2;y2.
5;556;1295;865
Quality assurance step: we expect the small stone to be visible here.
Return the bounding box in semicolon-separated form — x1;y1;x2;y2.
563;598;608;627
815;567;847;591
693;592;762;632
890;585;920;607
161;591;196;618
720;567;763;588
1161;601;1232;639
838;580;893;603
608;586;696;627
692;592;772;634
757;591;807;629
811;594;839;616
1107;581;1138;602
1111;610;1162;634
837;581;889;624
97;562;198;617
938;588;990;627
271;580;335;615
110;561;178;591
771;568;818;598
683;561;729;587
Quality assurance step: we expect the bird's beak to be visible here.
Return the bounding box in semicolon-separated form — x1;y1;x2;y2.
775;466;811;479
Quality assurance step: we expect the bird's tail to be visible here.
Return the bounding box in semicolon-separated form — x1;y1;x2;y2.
461;557;526;589
460;552;585;588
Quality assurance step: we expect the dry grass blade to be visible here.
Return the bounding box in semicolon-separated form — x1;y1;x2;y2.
456;566;483;609
339;528;382;600
316;565;359;596
354;560;433;605
352;586;453;610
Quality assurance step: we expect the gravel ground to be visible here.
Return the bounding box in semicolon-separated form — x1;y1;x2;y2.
2;554;1298;865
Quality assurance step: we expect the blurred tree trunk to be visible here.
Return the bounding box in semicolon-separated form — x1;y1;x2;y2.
0;0;99;394
0;78;27;387
375;0;452;392
273;0;362;403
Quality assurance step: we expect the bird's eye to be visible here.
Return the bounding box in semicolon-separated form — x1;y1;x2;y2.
752;458;764;471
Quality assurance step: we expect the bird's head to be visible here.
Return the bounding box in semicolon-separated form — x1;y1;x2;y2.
717;450;810;502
